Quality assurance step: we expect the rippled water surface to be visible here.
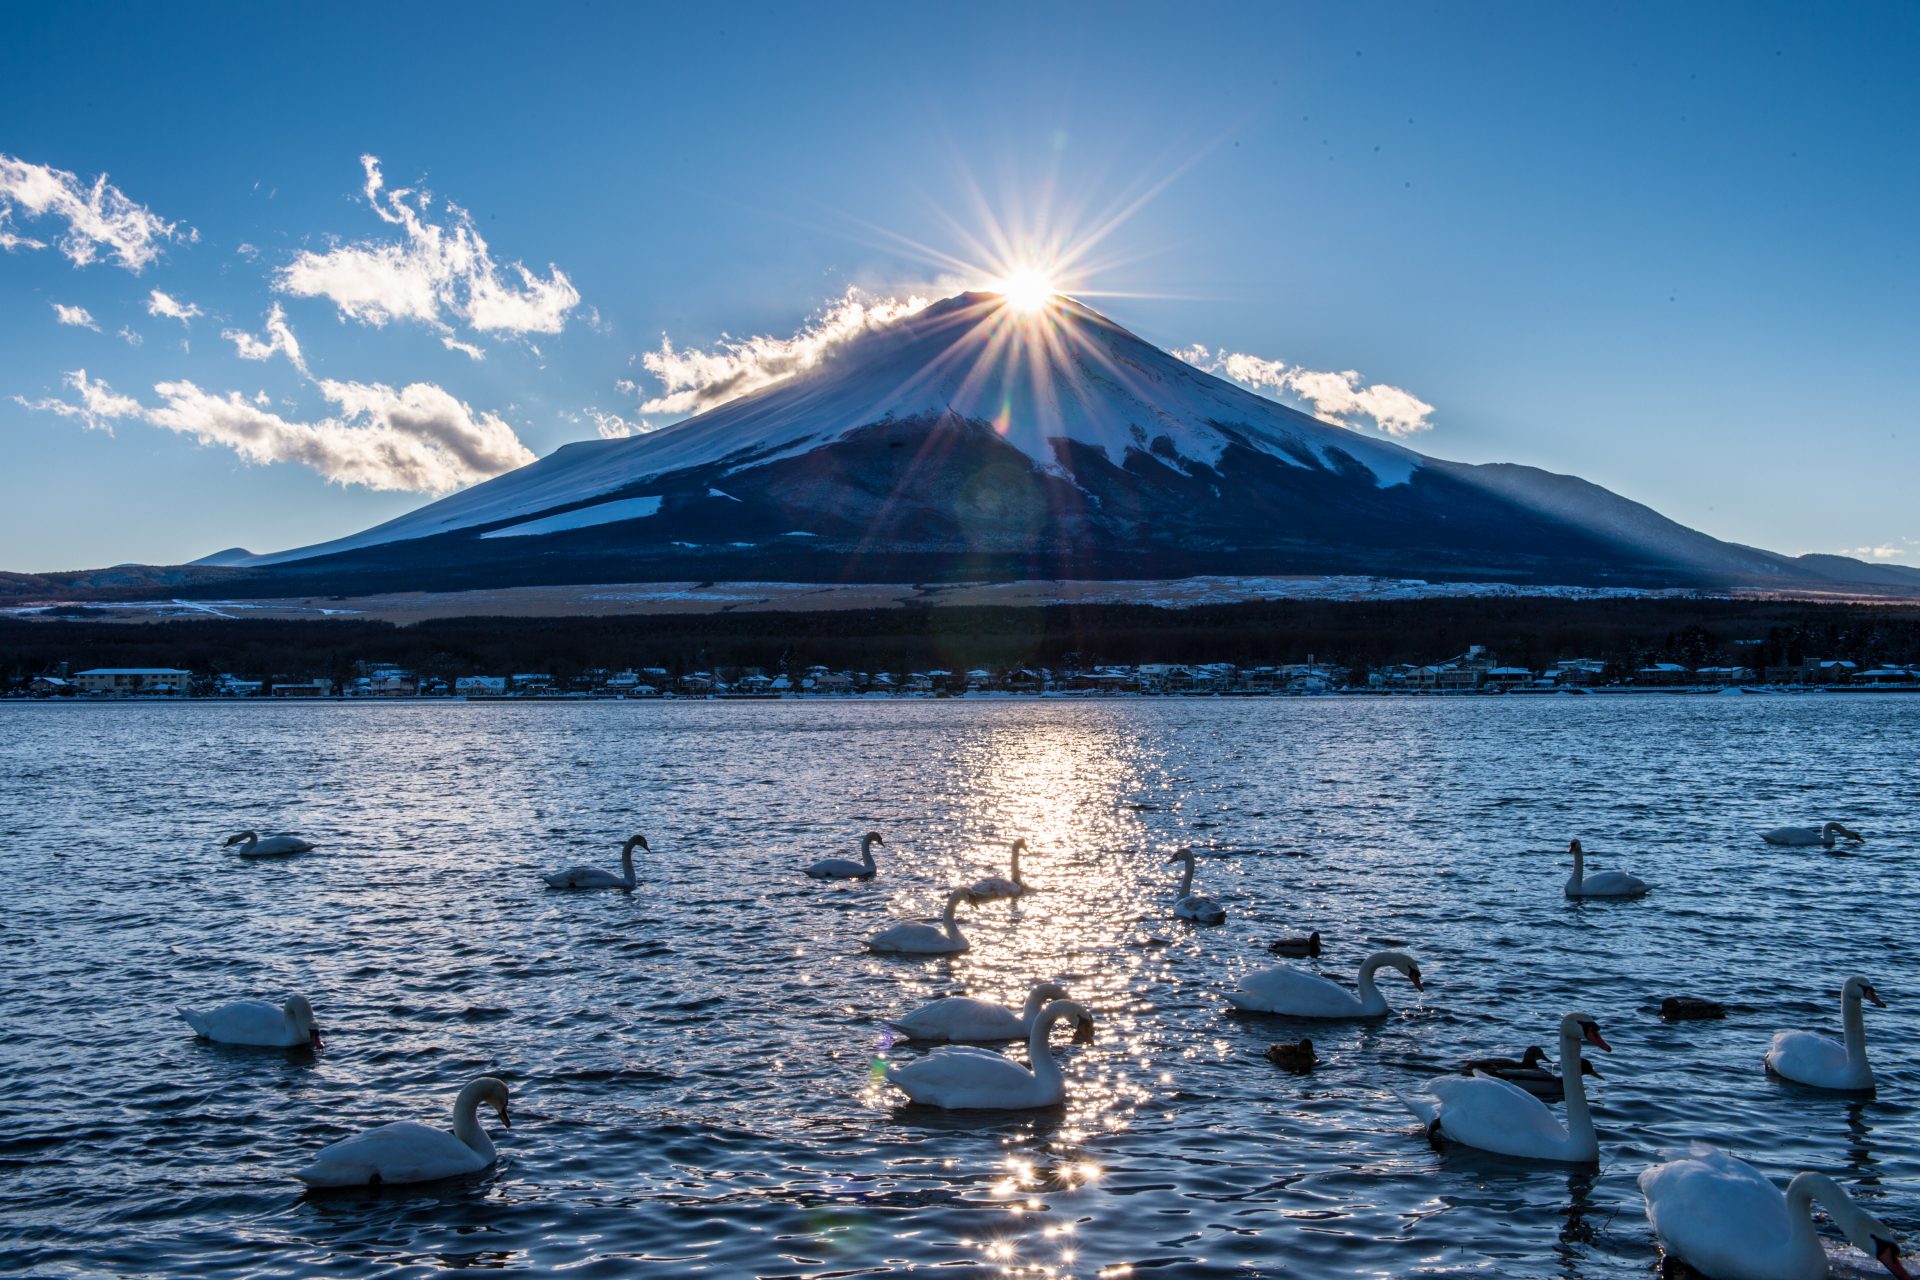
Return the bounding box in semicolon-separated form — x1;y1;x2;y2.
3;696;1918;1278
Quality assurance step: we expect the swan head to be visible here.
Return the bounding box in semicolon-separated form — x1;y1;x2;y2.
1847;976;1887;1009
1378;953;1424;991
1032;980;1071;1003
468;1076;511;1129
1826;822;1866;842
1568;839;1582;855
1562;1012;1611;1053
224;830;258;846
1042;999;1096;1043
863;831;885;847
624;834;650;853
284;995;321;1048
1011;837;1028;852
1165;847;1195;865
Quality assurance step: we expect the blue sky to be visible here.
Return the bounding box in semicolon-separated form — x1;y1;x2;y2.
3;2;1916;572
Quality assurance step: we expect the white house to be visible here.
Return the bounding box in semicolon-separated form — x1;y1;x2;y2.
73;668;192;694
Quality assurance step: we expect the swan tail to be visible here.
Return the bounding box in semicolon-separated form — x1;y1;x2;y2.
179;1007;211;1037
1391;1087;1437;1128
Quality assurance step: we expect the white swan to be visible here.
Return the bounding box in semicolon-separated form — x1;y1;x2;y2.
866;888;977;954
225;830;314;857
807;831;883;880
1563;838;1649;898
887;980;1070;1041
542;833;646;890
1228;950;1423;1018
1641;1145;1910;1280
179;994;321;1048
969;838;1030;901
1766;976;1884;1091
1762;822;1866;848
296;1076;511;1188
886;999;1095;1109
1399;1012;1610;1162
1168;848;1225;924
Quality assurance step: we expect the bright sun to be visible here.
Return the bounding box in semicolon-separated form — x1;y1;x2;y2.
994;267;1057;314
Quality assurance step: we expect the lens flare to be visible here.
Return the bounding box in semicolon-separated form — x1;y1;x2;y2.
993;267;1058;313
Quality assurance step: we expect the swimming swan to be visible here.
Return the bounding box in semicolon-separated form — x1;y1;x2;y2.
1766;975;1884;1091
1400;1012;1610;1162
885;999;1095;1109
807;831;883;880
1640;1145;1909;1280
1168;848;1226;925
225;830;314;857
887;980;1070;1041
1564;839;1650;898
542;834;646;890
866;888;977;954
1762;822;1866;848
1228;951;1423;1018
969;838;1030;901
179;994;321;1048
295;1076;510;1188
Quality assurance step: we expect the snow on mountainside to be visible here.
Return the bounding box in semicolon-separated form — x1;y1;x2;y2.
243;293;1422;565
215;290;1920;599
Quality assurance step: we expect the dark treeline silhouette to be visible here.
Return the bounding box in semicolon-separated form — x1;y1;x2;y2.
6;598;1920;687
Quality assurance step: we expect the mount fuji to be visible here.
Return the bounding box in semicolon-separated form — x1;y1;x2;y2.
216;292;1915;598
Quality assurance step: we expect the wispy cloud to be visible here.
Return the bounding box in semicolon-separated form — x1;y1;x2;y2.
118;326;142;347
52;303;100;331
277;155;580;346
13;369;143;432
0;153;192;271
146;289;203;326
1172;344;1435;437
17;369;534;493
222;303;308;375
635;288;931;419
585;408;652;439
1837;539;1919;563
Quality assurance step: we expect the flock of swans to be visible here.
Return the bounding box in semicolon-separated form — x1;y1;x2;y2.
181;818;1901;1278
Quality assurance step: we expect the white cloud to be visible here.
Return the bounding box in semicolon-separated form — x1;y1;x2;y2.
441;335;486;361
52;303;100;331
1839;540;1918;562
12;369;142;431
277;155;580;343
146;289;202;326
636;287;931;419
0;153;191;271
586;408;653;439
222;303;307;375
118;326;142;347
17;368;534;493
1173;343;1435;437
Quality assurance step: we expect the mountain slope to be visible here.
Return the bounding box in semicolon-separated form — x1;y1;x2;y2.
221;292;1918;598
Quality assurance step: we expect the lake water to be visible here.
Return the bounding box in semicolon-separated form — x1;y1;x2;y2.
2;695;1916;1278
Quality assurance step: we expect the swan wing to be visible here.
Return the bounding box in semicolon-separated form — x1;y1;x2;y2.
1639;1148;1801;1279
1761;826;1817;846
886;1046;1041;1107
969;876;1022;900
1765;1030;1860;1087
867;922;958;953
1227;964;1358;1016
181;999;298;1046
892;997;1021;1041
1175;894;1225;923
1427;1075;1575;1159
1581;871;1648;896
296;1121;489;1187
544;866;624;889
806;858;866;879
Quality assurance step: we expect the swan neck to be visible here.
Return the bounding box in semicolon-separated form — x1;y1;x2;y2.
1176;857;1194;899
860;835;877;868
1021;986;1049;1022
1009;842;1021;880
1027;1011;1067;1091
1355;955;1387;1010
452;1083;498;1160
941;890;966;936
1558;1025;1596;1151
1842;985;1870;1067
1570;844;1583;887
